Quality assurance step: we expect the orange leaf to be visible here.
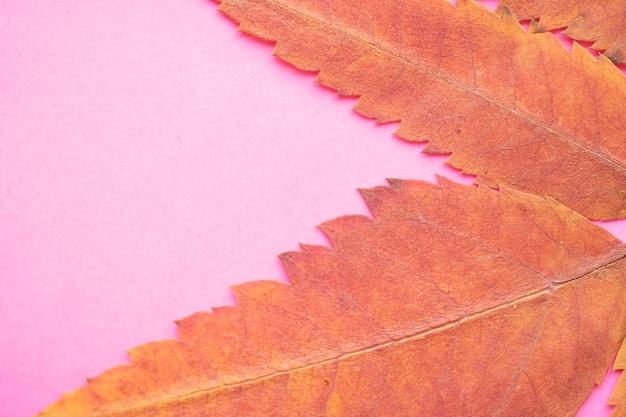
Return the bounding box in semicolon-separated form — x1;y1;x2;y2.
612;339;626;416
38;179;626;416
497;0;626;64
214;0;626;220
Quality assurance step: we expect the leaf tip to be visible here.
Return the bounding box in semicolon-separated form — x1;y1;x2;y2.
384;178;404;191
358;186;392;212
278;249;310;285
497;4;529;32
278;249;299;268
498;5;514;19
175;311;213;341
298;243;330;254
527;18;544;34
434;174;452;186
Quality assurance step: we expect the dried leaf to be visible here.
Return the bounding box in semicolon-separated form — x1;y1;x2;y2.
214;0;626;220
497;0;626;64
39;178;626;416
612;340;626;416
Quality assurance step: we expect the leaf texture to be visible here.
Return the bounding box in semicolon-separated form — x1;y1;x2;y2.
39;178;626;416
214;0;626;220
497;0;626;64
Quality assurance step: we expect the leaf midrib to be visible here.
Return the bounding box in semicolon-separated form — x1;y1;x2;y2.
94;252;626;416
241;0;626;176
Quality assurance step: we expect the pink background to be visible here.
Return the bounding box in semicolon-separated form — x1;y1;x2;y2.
1;1;624;416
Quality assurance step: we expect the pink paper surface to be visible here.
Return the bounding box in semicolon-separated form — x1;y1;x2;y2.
0;1;624;416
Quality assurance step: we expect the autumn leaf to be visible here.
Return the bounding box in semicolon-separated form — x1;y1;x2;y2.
613;341;626;415
38;178;626;416
496;0;626;64
213;0;626;221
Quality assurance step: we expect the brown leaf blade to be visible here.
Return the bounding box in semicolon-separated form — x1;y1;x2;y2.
38;178;626;416
215;0;626;220
497;0;626;64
